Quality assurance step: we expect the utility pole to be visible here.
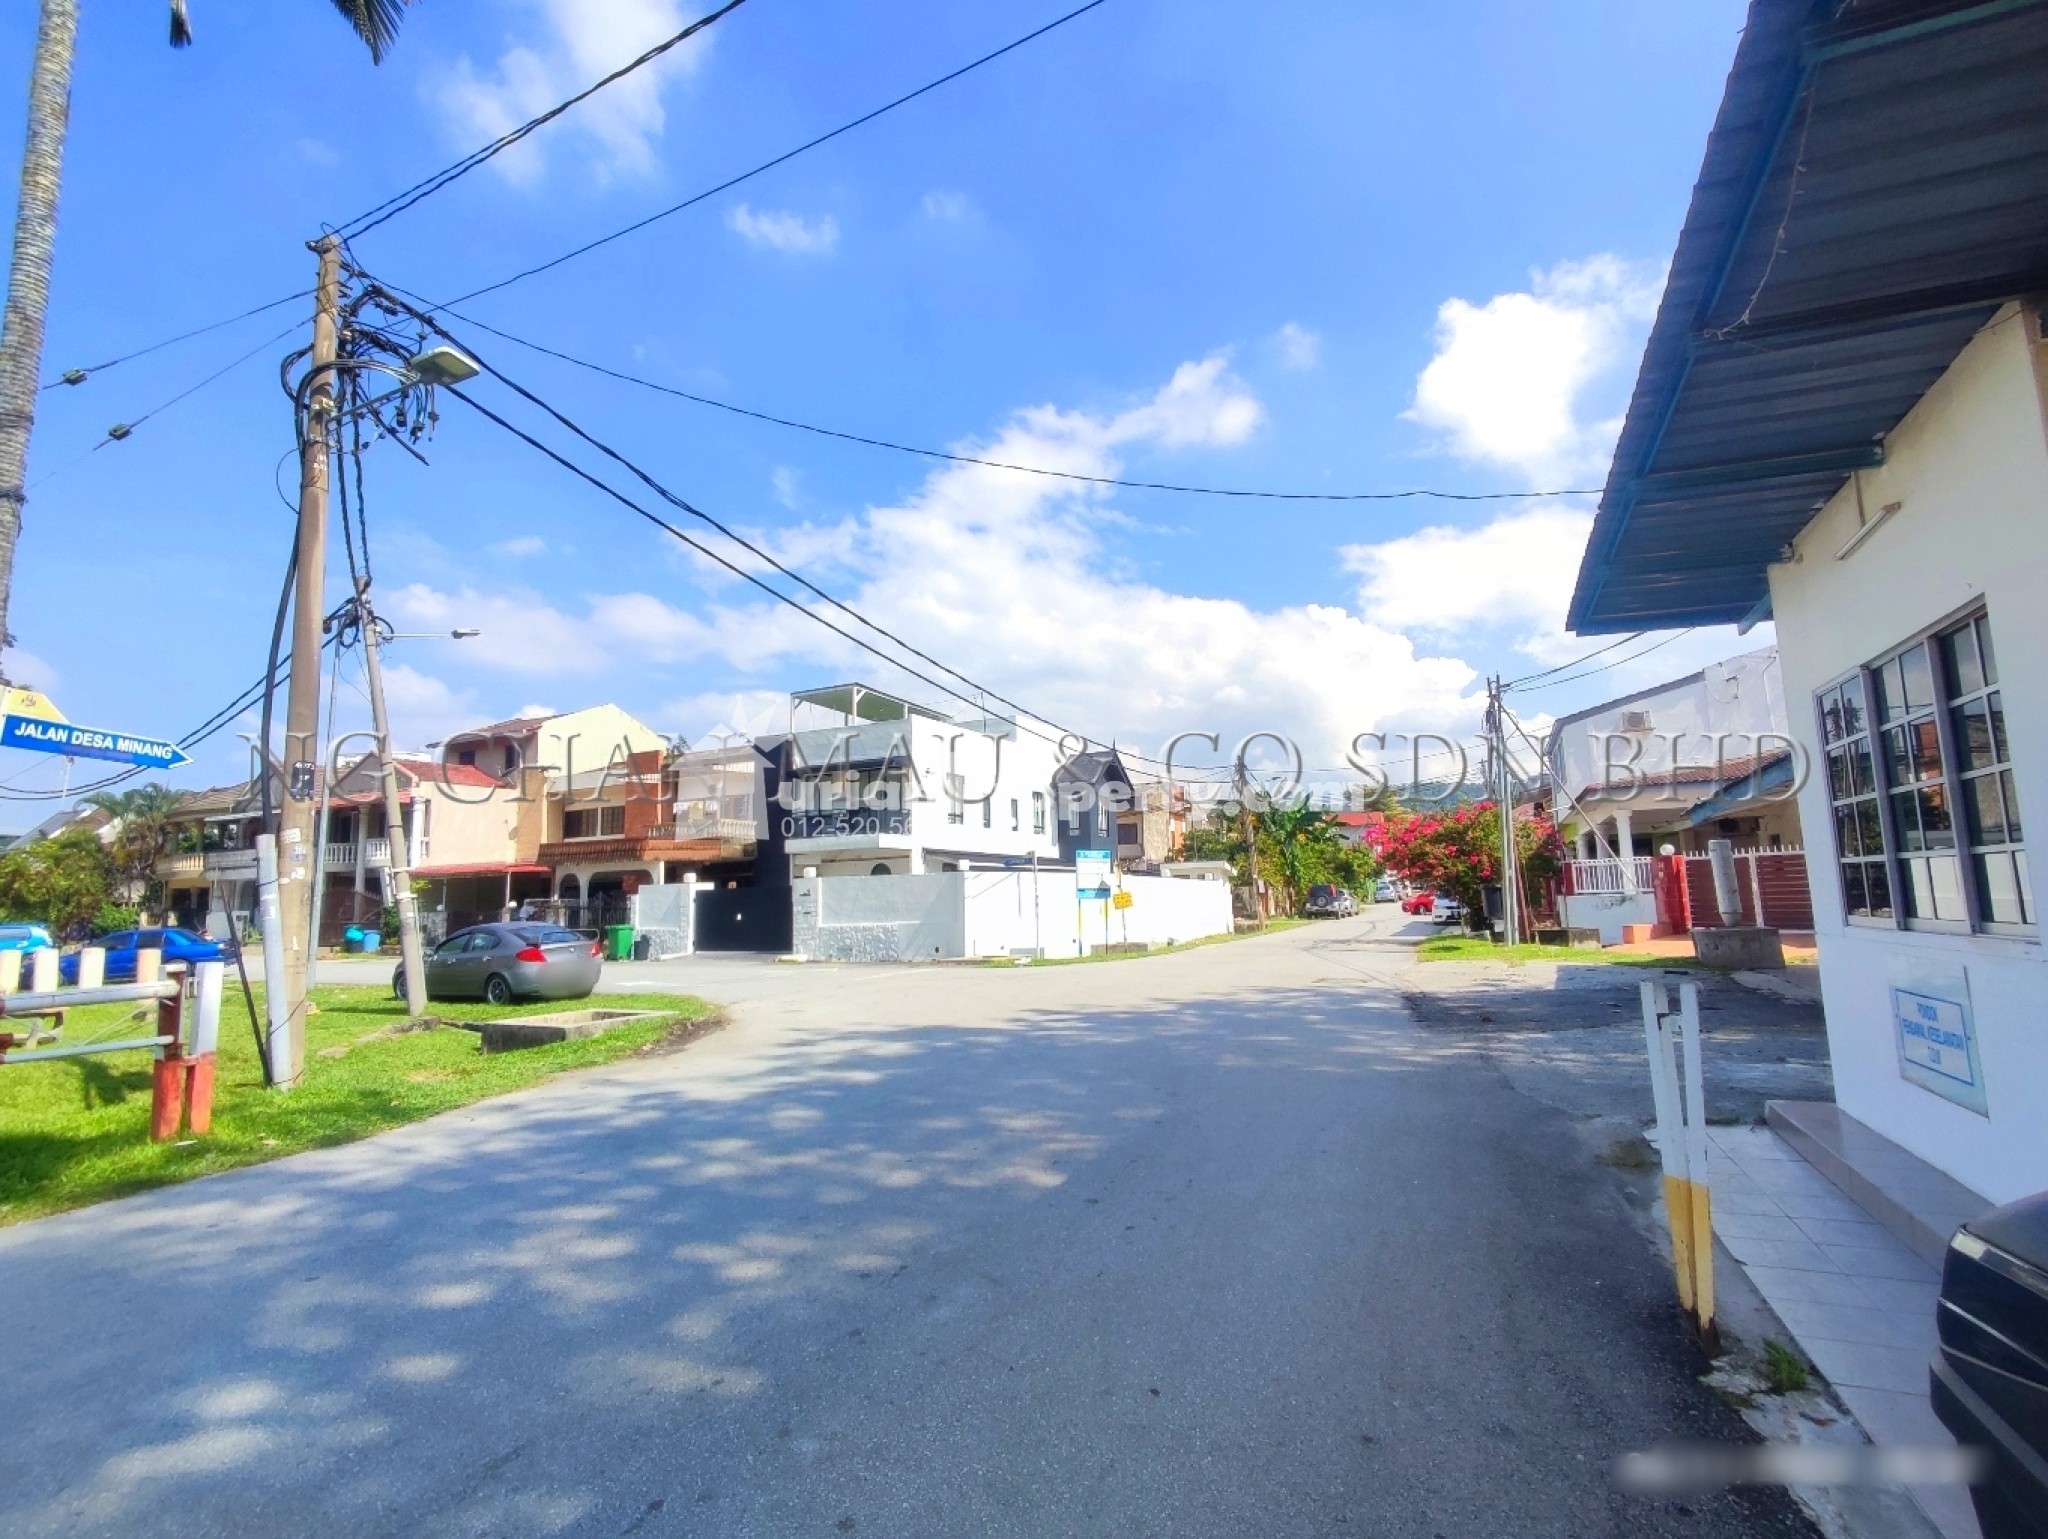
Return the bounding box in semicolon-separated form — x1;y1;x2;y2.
1490;677;1522;947
356;585;428;1015
274;234;344;1080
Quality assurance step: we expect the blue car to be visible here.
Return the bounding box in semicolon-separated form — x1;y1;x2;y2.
0;922;54;954
59;927;227;984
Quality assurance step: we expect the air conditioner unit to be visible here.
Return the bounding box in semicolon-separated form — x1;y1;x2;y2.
1619;710;1655;732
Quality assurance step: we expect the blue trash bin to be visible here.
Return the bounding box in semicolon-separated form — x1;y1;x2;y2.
343;925;365;953
361;930;381;954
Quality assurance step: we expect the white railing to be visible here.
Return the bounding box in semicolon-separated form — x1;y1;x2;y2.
365;838;391;868
325;842;356;868
157;852;205;878
1567;856;1655;895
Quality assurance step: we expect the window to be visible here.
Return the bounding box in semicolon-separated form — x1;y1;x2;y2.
1817;610;2030;933
945;773;965;825
982;796;992;829
563;805;626;839
457;748;477;766
1032;792;1046;835
1010;798;1020;831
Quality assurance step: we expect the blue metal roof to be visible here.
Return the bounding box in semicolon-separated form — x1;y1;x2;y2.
1568;0;2048;634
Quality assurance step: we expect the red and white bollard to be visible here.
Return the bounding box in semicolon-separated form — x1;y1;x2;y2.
147;960;222;1142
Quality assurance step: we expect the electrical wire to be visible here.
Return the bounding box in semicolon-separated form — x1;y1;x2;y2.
39;289;311;390
391;294;1601;504
1500;631;1647;690
426;0;1115;311
27;318;310;491
339;0;752;239
1505;629;1694;695
440;380;1179;773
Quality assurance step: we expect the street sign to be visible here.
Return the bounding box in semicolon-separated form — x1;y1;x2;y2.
1002;856;1037;869
1112;889;1134;910
0;714;190;770
288;761;317;801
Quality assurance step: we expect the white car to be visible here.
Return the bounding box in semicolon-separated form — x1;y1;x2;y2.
1432;897;1466;927
1372;878;1399;903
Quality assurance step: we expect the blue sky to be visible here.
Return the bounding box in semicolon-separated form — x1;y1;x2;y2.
0;0;1765;803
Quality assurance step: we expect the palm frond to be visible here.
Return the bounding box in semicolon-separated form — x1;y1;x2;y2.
327;0;413;65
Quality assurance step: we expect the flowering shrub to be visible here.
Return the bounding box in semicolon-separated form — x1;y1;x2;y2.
1378;803;1566;920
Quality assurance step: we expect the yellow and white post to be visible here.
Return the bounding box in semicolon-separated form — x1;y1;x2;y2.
1640;979;1718;1351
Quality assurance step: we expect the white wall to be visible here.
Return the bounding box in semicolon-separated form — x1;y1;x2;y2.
1557;891;1659;946
792;871;1232;962
1549;647;1788;798
630;883;694;959
1769;305;2048;1203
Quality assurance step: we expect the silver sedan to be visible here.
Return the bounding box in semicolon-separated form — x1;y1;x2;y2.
394;923;603;1004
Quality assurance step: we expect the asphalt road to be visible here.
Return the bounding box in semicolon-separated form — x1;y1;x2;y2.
0;914;1817;1538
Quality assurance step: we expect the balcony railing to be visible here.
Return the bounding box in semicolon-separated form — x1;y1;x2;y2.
157;851;205;878
322;839;392;868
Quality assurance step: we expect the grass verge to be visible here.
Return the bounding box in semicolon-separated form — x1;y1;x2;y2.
0;985;716;1227
1415;934;1668;966
982;916;1311;967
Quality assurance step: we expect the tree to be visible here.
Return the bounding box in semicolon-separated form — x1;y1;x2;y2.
81;782;184;901
0;825;113;933
1378;802;1566;926
0;2;413;670
1251;798;1346;917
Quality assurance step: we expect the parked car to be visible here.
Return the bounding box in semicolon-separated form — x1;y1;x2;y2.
58;926;226;984
1304;884;1357;918
1432;897;1466;927
1401;891;1437;916
1932;1190;2048;1538
1372;878;1399;903
0;922;54;954
397;922;603;1004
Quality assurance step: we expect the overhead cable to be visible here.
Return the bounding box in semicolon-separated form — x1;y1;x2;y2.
423;0;1115;310
398;295;1600;503
338;0;752;239
1506;629;1694;694
39;289;310;390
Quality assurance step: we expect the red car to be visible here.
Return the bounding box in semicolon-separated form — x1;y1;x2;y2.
1401;892;1437;916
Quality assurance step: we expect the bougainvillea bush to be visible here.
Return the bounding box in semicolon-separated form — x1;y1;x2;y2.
1377;803;1566;921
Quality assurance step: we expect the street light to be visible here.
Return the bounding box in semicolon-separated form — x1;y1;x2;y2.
382;628;482;642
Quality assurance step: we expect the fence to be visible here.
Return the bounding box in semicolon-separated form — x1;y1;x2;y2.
1674;848;1814;932
1562;856;1655;895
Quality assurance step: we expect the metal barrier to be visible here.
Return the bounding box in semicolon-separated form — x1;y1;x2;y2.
0;953;227;1141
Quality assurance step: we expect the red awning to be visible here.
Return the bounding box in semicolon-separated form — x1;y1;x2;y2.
412;862;551;878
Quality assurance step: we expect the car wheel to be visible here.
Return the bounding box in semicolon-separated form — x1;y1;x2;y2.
483;973;513;1006
392;964;405;998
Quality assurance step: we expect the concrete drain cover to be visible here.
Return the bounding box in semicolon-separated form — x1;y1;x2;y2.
478;1008;670;1054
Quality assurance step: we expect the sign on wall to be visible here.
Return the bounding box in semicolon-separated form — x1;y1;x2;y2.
1889;959;1987;1117
1076;849;1113;900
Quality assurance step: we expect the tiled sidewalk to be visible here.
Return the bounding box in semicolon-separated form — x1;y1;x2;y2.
1705;1125;1977;1539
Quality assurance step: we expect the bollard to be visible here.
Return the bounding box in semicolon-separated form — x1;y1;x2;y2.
0;949;18;994
30;947;58;994
186;961;224;1135
78;946;105;990
1708;837;1743;928
1641;978;1718;1353
148;966;188;1142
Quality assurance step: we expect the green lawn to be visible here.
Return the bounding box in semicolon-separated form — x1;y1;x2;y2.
982;916;1311;967
0;985;716;1227
1415;934;1667;965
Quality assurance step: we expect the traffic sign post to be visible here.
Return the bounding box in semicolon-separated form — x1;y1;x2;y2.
0;713;190;769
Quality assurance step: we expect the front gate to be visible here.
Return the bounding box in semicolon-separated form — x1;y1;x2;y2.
694;885;792;952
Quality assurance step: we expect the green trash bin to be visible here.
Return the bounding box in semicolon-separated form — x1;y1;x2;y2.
604;924;635;961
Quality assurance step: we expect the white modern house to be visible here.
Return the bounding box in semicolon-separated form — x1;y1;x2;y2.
1565;0;2048;1205
772;683;1067;878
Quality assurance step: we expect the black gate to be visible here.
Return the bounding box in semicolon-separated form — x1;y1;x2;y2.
694;885;792;952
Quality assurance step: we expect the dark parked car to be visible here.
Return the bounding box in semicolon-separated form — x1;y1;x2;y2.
58;926;226;984
1932;1190;2048;1538
397;922;603;1004
1304;884;1357;918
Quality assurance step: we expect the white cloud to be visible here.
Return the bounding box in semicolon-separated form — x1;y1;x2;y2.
431;0;718;184
387;358;1475;765
655;689;790;746
1405;255;1662;484
770;467;801;511
1342;505;1594;635
1274;322;1320;371
2;649;59;691
385;583;610;676
727;204;839;255
493;534;547;558
922;190;970;222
